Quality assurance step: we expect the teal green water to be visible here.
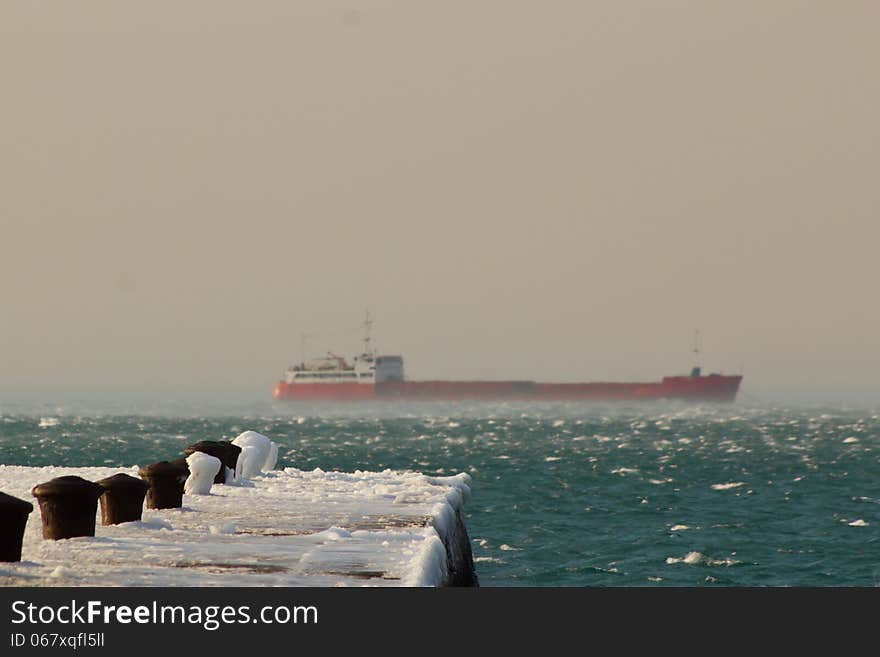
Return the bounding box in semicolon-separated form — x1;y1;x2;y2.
2;400;878;586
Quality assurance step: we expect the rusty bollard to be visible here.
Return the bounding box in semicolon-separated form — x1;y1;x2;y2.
138;461;188;510
168;457;191;479
184;440;241;484
0;492;34;561
218;441;242;482
31;476;104;540
168;457;192;494
97;474;150;525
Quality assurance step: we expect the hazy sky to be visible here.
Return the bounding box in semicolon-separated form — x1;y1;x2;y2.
1;2;878;402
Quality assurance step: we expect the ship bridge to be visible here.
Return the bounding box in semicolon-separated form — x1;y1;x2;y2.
375;355;404;382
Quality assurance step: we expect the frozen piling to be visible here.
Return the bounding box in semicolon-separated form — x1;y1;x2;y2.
97;473;150;525
263;441;279;471
138;461;188;509
231;431;275;478
168;457;190;478
31;476;104;540
184;441;241;484
184;452;221;495
0;491;33;561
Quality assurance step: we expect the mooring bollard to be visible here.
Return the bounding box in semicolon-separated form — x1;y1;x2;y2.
218;441;242;482
184;441;241;484
168;457;191;480
0;491;34;561
138;461;189;509
31;476;104;540
97;473;150;525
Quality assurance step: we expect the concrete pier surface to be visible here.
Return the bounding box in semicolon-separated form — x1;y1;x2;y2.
0;465;477;587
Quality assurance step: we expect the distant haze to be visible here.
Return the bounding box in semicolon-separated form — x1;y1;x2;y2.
1;2;878;404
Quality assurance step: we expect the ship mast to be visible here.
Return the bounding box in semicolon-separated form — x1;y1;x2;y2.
691;329;701;377
362;310;373;357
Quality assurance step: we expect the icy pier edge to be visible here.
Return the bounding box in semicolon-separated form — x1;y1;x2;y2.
412;473;478;587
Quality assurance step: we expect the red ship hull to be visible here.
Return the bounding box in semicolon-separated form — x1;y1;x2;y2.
273;374;742;402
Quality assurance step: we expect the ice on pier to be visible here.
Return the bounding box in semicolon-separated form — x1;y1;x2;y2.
234;445;261;480
184;452;221;495
0;464;475;587
263;441;279;471
232;430;276;478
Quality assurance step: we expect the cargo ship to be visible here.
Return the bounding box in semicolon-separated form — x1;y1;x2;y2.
273;315;742;403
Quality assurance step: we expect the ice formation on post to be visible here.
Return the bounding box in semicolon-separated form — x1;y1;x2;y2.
184;452;221;495
231;431;272;478
263;441;279;471
0;438;477;586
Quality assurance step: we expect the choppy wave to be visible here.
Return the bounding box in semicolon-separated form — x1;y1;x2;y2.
1;400;878;585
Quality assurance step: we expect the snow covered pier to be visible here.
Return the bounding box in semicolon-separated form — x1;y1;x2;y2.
0;465;477;587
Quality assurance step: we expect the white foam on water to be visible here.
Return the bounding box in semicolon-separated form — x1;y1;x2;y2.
670;524;691;532
38;417;60;428
848;519;868;526
843;437;859;443
711;482;745;490
666;551;737;567
666;551;704;565
683;551;704;564
706;557;739;567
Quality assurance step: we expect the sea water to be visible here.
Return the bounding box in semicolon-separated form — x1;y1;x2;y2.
1;399;878;586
